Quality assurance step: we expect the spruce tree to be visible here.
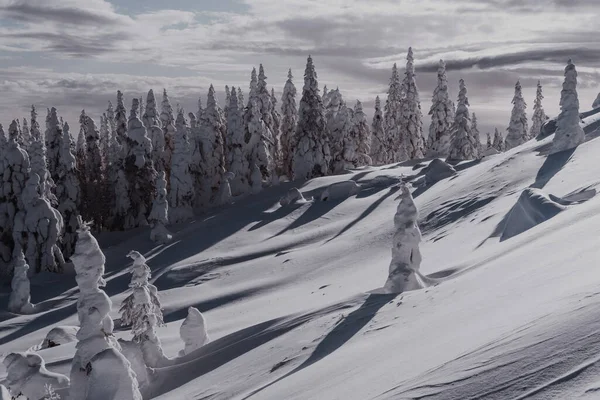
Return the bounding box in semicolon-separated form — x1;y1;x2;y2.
292;55;331;180
271;87;282;176
226;87;251;196
530;80;548;139
493;127;505;152
399;47;425;159
370;96;387;165
551;59;585;154
352;100;372;167
29;105;56;204
169;110;194;223
143;89;166;173
486;132;493;150
160;89;176;179
448;79;476;161
384;63;405;162
471;113;483;158
280;69;298;178
115;90;129;155
504;80;528;150
428;60;454;157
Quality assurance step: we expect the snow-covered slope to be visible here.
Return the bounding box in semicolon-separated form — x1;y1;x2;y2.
3;132;600;399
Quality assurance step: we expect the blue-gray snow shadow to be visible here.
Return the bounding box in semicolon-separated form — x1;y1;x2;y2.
530;147;576;189
240;293;397;399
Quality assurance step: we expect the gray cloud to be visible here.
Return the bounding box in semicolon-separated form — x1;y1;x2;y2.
0;1;124;26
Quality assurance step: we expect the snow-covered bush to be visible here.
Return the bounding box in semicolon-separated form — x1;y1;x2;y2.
3;352;69;400
8;247;34;314
148;171;172;244
370;96;387;165
448;79;476;161
427;60;454;157
280;69;298;178
383;185;424;293
68;219;142;400
551;60;585;154
504;81;529;150
292;55;331;180
119;250;166;367
169;110;194;224
179;307;209;356
226;87;251;196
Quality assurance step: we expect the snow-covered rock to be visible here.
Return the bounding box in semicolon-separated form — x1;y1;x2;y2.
320;180;360;202
179;307;209;356
423;159;457;185
279;187;308;206
3;352;69;400
40;326;79;349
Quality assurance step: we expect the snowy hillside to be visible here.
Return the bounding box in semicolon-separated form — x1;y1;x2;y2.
3;130;600;399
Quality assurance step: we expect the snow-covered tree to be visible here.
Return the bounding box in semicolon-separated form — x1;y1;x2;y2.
169;110;194;224
0;121;30;277
21;117;31;150
81;111;104;226
448;79;477;161
179;307;209;356
29;105;56;205
106;113;134;231
551;59;585;154
383;185;424;293
280;69;298;178
226;87;251;196
124;98;157;227
224;85;231;123
197;85;227;207
329;101;354;173
148;172;172;244
248;67;258;102
492;127;505;152
399;47;425;159
271;87;282;176
68;220;142;400
471;113;483;158
322;85;330;107
246;99;275;185
385;63;406;162
504;80;529;150
352;100;372;167
115;91;129;155
370;96;387;165
143;89;166;174
486;132;493;150
15;174;65;273
218;172;234;205
427;60;455;157
99;114;110;168
45;108;63;185
3;352;69;399
530;80;548;139
55;122;81;260
237;87;244;111
292;55;331;180
8;247;34;313
119;250;166;367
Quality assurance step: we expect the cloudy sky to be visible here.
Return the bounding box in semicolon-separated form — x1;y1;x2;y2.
1;0;599;135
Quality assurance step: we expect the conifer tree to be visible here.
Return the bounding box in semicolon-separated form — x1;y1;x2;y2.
246;99;274;185
370;96;387;165
551;59;585;154
226;87;251;196
115;91;129;155
21;117;31;150
99;114;110;169
29;105;56;204
148;172;172;244
237;87;244;111
271;87;282;175
280;69;298;178
224;85;231;123
160;89;176;179
530;80;548;139
80;111;104;227
486;132;493;150
471;113;483;158
428;60;454;157
352;100;372;167
384;63;405;162
399;47;425;159
292;55;331;180
143;89;166;173
169;110;194;223
504;80;529;150
448;79;477;161
493;127;505;152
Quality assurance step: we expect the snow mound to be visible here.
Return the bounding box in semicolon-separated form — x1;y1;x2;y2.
40;326;78;349
501;188;567;241
423;159;456;185
482;147;500;157
179;307;210;356
2;352;69;400
279;188;309;206
320;180;360;201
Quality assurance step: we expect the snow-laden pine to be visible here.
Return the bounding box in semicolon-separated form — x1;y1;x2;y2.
143;89;166;174
427;60;454;157
326;90;353;173
148;171;172;244
160;89;176;180
492;127;505;152
486;132;493;150
370;96;387;165
119;250;166;367
504;80;529;150
8;247;34;314
45;107;63;184
224;85;231;123
107;115;134;231
280;69;298;178
530;81;548;139
179;307;209;356
125;98;157;228
551;59;585;154
352;100;372;167
448;79;476;161
246;98;275;186
237;87;244;111
16;173;65;273
226;87;251;196
55;121;81;261
68;220;142;400
197;85;227;206
29;105;56;205
292;56;331;180
399;47;425;159
169;110;194;224
115;91;129;156
81;111;105;226
21;117;31;150
271;87;282;177
99;114;110;169
471;113;483;158
384;63;405;162
383;185;424;293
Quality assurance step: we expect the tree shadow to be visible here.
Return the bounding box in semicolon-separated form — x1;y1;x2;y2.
271;198;346;238
530;147;576;189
